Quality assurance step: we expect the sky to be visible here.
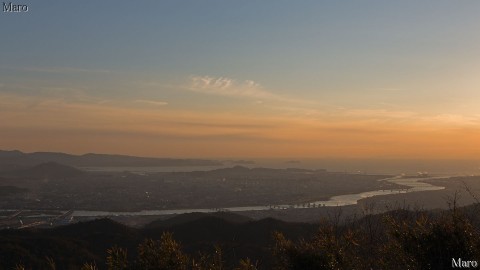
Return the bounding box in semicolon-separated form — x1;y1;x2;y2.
1;1;480;159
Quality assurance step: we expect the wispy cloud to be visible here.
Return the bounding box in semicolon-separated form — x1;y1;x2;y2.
0;84;111;111
134;99;168;106
187;76;311;104
188;75;277;100
340;108;480;127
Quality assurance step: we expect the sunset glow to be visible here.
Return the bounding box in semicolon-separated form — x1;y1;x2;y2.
1;1;480;159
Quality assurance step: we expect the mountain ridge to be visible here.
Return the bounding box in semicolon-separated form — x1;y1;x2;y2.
0;150;223;168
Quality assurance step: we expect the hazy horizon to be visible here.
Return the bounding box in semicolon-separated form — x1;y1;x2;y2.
3;148;480;175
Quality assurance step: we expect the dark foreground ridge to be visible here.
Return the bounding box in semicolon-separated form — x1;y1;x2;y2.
2;204;480;270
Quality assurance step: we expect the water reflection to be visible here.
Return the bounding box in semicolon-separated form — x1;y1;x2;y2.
72;175;447;217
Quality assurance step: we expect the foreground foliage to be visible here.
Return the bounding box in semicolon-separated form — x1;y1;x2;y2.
273;201;480;270
6;202;480;270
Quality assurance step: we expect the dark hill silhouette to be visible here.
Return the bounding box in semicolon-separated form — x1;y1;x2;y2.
2;205;480;269
0;150;222;168
241;217;317;244
0;162;29;172
0;150;24;158
0;150;38;171
145;212;253;229
51;218;135;238
151;216;236;242
145;215;317;246
49;218;141;263
0;224;100;269
8;162;85;179
143;214;318;269
0;213;317;269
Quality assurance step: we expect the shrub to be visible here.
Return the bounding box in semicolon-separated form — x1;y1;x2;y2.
136;232;188;270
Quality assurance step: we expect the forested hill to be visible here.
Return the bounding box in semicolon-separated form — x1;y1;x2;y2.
0;212;317;269
2;204;480;269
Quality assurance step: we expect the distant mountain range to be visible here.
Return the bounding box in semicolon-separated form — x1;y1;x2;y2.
0;150;223;169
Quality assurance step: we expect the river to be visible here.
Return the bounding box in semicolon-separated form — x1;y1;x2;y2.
71;175;448;217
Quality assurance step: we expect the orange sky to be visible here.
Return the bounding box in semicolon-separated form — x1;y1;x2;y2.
2;2;480;159
1;93;480;159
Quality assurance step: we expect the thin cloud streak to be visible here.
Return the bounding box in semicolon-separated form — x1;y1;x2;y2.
134;99;168;106
0;66;112;74
343;109;418;120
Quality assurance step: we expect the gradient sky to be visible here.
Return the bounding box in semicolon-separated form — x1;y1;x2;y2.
1;1;480;158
